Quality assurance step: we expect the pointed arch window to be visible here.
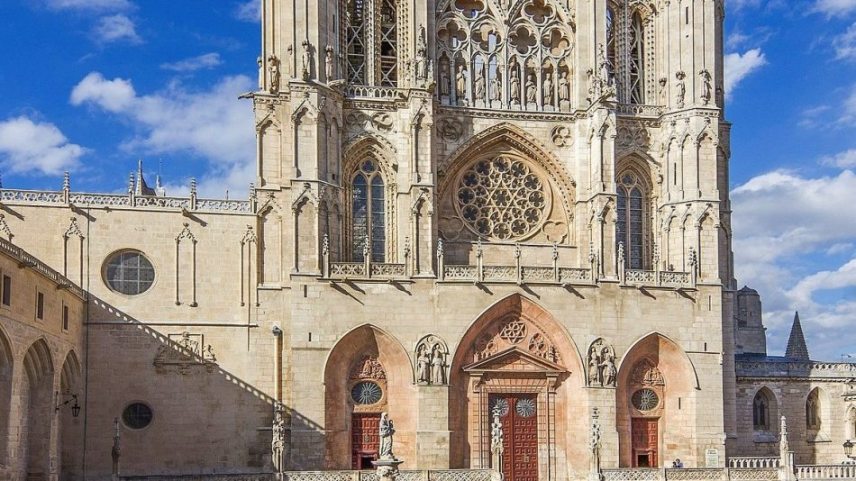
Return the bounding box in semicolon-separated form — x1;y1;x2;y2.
606;3;654;105
753;391;770;431
616;171;648;269
628;12;645;104
344;0;398;87
806;389;821;430
606;5;617;81
351;160;386;262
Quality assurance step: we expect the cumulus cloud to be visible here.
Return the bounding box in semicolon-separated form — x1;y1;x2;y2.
44;0;133;11
732;168;856;359
161;53;223;73
235;1;261;22
820;149;856;168
0;117;86;175
833;22;856;60
724;49;766;96
92;14;141;44
813;0;856;16
70;72;255;196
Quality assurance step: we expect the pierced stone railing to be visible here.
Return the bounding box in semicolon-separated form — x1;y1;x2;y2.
795;464;856;480
617;103;665;117
282;470;498;481
729;458;780;469
601;468;778;481
120;474;272;481
326;262;406;280
0;237;86;299
0;188;253;214
345;85;406;101
440;263;594;285
622;270;693;288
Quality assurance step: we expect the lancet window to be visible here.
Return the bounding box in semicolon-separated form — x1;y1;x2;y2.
436;0;576;111
806;389;821;430
616;170;649;269
344;0;399;86
752;391;770;431
605;1;656;105
351;160;386;262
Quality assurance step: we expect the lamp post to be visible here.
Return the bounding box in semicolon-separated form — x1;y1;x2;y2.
844;440;854;462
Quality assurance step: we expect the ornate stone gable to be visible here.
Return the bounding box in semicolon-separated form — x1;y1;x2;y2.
470;314;562;366
463;346;566;374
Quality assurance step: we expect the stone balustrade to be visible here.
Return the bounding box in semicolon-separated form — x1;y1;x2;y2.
728;457;781;469
795;464;856;480
0;237;86;299
0;188;253;214
602;468;778;481
120;474;273;481
345;85;406;101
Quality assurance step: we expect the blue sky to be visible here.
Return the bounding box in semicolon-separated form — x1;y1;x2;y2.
0;0;854;360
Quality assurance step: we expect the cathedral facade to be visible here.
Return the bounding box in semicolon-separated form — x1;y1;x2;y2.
0;1;853;481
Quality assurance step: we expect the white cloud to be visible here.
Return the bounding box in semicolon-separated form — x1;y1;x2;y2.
820;148;856;168
44;0;133;12
0;116;86;175
732;168;856;359
161;53;223;73
724;48;766;96
833;22;856;60
70;72;255;195
813;0;856;16
92;14;141;44
235;1;261;22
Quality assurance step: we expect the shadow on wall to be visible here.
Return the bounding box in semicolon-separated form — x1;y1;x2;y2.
83;297;323;480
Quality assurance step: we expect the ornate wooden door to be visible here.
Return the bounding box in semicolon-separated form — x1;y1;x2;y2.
631;418;658;468
351;413;381;469
491;394;538;481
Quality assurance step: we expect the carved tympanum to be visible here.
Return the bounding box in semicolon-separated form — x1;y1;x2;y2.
472;315;561;365
351;355;387;380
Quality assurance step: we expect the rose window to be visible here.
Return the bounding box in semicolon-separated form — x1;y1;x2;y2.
516;398;536;418
491;398;510;417
351;381;383;405
455;156;549;240
632;388;660;411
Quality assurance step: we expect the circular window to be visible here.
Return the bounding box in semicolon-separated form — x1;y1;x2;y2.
104;251;155;295
516;398;536;418
455;156;550;241
122;402;153;429
632;388;660;411
351;381;383;405
491;398;510;417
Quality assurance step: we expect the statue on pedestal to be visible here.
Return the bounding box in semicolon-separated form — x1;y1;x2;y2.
379;412;396;460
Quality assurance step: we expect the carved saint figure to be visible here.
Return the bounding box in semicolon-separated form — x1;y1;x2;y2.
601;352;617;387
416;345;431;383
588;350;602;386
675;71;686;108
285;45;293;78
699;69;712;105
558;71;570;102
268;55;280;93
525;74;537;103
474;68;486;100
510;67;520;102
379;412;396;460
543;71;554;106
257;56;264;90
440;63;451;96
490;407;504;456
414;26;428;82
301;40;312;80
325;45;334;82
456;65;467;100
431;345;446;384
658;77;668;105
490;75;501;102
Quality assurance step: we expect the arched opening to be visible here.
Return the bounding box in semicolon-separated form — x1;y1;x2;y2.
449;294;584;480
20;339;54;481
0;327;13;466
615;159;654;270
752;387;778;434
847;406;856;441
617;333;697;468
628;11;645;104
350;159;387;262
323;325;416;469
59;351;82;481
343;0;399;86
806;388;823;431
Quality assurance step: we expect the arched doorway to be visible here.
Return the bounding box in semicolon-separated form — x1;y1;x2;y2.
323;325;415;469
449;295;584;481
21;339;54;481
616;333;697;468
0;326;13;466
59;351;82;481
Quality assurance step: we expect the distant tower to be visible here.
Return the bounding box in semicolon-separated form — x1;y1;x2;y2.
785;312;809;361
734;286;766;355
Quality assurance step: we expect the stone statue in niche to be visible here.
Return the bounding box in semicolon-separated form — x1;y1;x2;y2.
658;77;668;105
379;412;396;459
415;335;448;385
257;56;263;90
413;26;430;85
456;65;467;101
525;74;537;104
301;40;312;81
675;71;686;108
543;71;554;106
474;67;486;101
558;71;570;102
490;74;501;103
285;45;293;79
510;67;521;103
267;55;280;93
587;339;617;387
440;63;451;97
325;45;334;82
699;69;712;105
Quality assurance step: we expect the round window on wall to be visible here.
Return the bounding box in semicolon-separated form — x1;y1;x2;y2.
104;251;155;295
632;388;660;411
351;381;383;405
122;402;153;429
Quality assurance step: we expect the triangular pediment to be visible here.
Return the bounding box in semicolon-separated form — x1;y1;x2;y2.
463;347;566;374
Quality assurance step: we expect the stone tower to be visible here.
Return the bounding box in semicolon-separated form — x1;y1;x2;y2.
252;0;735;475
734;286;767;355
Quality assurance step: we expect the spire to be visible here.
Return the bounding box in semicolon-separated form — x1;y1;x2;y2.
785;312;809;361
135;159;156;196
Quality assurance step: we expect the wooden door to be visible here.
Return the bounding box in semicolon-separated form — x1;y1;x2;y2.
491;394;538;481
631;418;658;468
351;413;381;469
